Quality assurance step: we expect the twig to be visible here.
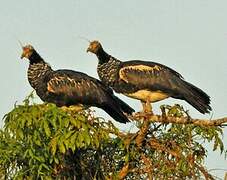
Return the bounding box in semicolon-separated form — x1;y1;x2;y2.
135;120;150;147
118;163;129;180
131;114;227;127
195;164;215;180
141;154;153;179
148;138;181;159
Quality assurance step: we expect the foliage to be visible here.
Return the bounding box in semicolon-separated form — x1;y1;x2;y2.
0;95;226;179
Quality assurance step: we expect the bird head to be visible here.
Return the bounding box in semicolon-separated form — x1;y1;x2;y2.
21;44;35;59
87;40;102;54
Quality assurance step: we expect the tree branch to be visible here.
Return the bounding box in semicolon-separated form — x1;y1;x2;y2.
195;164;215;180
131;114;227;127
148;138;181;159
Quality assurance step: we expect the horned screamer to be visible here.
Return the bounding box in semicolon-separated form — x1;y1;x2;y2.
21;44;134;123
87;40;211;114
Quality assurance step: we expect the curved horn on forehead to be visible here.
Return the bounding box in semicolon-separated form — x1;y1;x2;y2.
18;40;24;49
12;34;24;49
78;36;91;43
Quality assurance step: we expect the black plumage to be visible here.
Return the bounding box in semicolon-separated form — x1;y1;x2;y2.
21;45;134;123
87;41;212;114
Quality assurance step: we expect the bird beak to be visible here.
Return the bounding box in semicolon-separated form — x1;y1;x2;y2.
86;47;91;53
20;52;25;59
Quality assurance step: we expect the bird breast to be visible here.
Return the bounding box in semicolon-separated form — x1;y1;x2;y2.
97;58;121;87
27;63;52;89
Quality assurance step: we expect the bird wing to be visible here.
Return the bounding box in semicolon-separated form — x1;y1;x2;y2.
47;74;78;96
119;64;162;83
46;71;106;100
118;61;184;94
118;61;212;113
46;70;132;122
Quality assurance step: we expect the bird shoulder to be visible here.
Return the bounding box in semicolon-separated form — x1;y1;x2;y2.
119;64;163;83
47;75;78;94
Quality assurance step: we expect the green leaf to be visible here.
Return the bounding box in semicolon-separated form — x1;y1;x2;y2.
83;131;91;146
43;120;51;137
50;137;58;155
16;128;24;139
59;141;66;154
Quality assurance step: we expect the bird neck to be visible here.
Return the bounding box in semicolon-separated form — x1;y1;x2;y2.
29;50;45;64
27;52;53;89
96;48;112;64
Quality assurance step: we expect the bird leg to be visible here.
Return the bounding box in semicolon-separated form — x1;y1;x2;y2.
140;100;153;115
134;101;153;118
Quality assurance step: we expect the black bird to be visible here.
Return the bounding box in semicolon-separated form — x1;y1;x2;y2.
87;40;212;114
20;44;134;123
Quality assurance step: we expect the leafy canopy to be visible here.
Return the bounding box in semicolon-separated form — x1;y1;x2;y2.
0;94;225;179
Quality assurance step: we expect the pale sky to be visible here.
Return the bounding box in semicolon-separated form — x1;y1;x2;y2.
0;0;226;178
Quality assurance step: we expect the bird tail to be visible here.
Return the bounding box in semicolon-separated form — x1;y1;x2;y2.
178;81;212;114
101;102;130;123
112;96;135;115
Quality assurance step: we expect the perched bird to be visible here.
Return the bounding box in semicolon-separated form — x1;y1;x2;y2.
20;44;134;123
87;40;212;114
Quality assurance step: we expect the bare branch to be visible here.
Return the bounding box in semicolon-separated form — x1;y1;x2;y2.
195;164;215;180
118;163;129;180
131;114;227;127
135;120;151;147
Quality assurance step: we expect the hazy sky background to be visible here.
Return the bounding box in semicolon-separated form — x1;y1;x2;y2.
0;0;226;178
